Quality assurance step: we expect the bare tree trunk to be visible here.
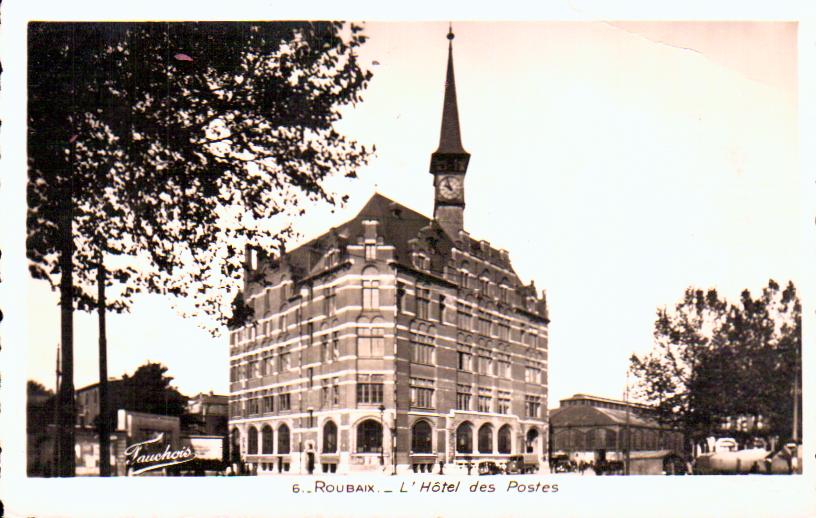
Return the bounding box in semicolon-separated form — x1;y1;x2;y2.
97;252;111;476
57;193;75;477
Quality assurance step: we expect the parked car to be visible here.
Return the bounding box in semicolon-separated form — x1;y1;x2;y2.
506;454;539;474
477;460;503;475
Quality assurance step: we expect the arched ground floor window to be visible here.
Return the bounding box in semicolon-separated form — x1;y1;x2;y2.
411;420;433;453
323;421;338;453
262;425;274;454
278;424;291;454
526;428;539;453
230;428;241;462
498;425;512;454
478;424;493;453
356;419;383;453
248;426;259;454
456;422;473;454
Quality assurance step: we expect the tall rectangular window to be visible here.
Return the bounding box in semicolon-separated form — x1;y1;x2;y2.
499;320;511;341
279;312;287;332
478;352;491;375
499;285;510;304
321;379;330;407
410;378;435;409
263;395;274;413
456;384;471;411
525;366;542;384
497;391;511;414
332;332;340;361
365;244;377;262
457;351;473;371
332;377;340;405
362;280;380;310
279;392;291;411
412;342;434;365
356;375;384;404
324;286;336;316
497;354;511;378
525;395;541;418
478;395;492;413
321;335;329;363
478;312;491;335
457;303;472;329
357;327;385;357
416;287;431;320
411;333;435;365
280;351;291;371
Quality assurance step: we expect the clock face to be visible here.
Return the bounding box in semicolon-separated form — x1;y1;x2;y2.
438;176;462;201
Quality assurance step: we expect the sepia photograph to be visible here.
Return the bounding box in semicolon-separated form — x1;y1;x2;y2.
1;2;814;518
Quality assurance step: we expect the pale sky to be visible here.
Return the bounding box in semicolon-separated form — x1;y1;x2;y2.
24;21;799;408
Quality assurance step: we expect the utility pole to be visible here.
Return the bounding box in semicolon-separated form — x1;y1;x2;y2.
97;250;111;477
378;404;386;468
53;343;61;477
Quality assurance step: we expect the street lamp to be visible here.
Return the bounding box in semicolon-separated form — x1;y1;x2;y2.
379;404;386;466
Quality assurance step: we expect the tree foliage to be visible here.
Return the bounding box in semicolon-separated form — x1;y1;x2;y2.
118;362;188;417
630;280;801;450
28;22;373;475
28;21;373;328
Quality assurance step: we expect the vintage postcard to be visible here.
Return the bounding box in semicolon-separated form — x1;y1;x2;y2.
0;1;813;517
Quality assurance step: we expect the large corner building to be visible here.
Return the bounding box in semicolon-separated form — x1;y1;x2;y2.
228;29;550;475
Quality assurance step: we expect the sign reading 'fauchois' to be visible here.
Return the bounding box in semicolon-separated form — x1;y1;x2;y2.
124;433;195;475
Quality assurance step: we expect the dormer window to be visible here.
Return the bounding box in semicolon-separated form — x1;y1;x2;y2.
326;248;339;268
365;244;377;262
414;253;430;270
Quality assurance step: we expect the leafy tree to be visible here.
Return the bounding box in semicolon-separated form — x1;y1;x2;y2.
631;280;801;453
27;380;54;398
630;287;729;451
93;362;188;431
28;23;128;476
118;362;188;417
28;22;373;476
724;281;801;441
226;292;255;330
108;22;372;329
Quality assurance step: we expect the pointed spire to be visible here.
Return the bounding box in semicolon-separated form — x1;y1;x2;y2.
436;24;466;154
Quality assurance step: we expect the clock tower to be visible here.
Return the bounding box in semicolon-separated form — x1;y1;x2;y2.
430;26;470;239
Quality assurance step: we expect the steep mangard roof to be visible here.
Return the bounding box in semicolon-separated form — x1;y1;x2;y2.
245;193;547;320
